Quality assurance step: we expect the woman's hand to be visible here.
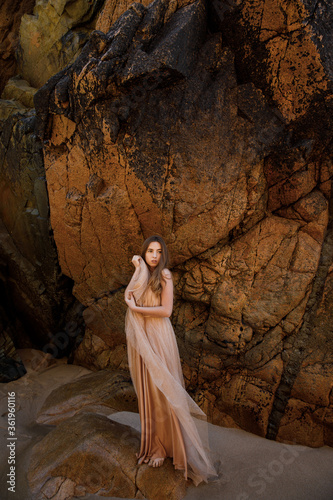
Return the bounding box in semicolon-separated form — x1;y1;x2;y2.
125;291;138;311
132;255;142;268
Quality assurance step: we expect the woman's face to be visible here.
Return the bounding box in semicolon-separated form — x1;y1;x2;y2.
145;242;162;269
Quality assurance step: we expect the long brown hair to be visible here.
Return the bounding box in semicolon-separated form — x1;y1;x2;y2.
141;235;170;294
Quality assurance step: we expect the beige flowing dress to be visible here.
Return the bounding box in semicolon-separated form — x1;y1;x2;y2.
125;257;217;486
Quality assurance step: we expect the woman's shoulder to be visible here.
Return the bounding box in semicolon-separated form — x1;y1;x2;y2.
161;268;172;279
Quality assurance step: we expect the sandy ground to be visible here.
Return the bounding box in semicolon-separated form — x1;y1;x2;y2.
1;349;333;500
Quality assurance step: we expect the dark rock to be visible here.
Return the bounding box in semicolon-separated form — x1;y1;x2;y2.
0;106;84;371
0;325;27;382
121;0;207;82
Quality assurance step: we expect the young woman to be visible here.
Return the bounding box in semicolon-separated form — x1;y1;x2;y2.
124;235;217;486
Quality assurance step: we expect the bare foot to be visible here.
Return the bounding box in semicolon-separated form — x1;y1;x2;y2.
148;458;165;468
137;455;149;465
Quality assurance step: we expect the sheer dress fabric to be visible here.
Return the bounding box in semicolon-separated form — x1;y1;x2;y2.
125;257;217;486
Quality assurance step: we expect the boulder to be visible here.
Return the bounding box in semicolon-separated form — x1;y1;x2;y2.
0;100;27;125
0;0;325;448
28;412;187;500
32;0;333;447
73;327;129;371
18;0;103;88
1;76;37;108
0;0;35;94
37;369;138;424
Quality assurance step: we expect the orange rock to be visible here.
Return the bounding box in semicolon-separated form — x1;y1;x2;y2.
268;167;317;212
276;398;332;447
215;371;276;437
291;362;333;407
28;0;333;448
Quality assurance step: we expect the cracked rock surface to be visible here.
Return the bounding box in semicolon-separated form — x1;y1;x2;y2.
1;0;332;448
32;0;333;447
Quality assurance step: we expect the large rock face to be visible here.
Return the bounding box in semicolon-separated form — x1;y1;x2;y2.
33;0;333;448
2;0;331;447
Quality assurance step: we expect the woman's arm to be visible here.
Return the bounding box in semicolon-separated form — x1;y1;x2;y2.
125;269;173;318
